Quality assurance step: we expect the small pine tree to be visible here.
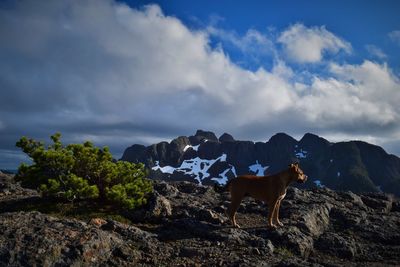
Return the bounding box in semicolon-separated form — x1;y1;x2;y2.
16;133;153;209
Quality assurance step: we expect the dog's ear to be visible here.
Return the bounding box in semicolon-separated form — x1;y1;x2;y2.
289;163;295;168
294;162;299;166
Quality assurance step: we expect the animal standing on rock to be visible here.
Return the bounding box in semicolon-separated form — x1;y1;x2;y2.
215;163;308;228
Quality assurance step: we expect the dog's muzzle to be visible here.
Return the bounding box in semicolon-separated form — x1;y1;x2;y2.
297;175;307;183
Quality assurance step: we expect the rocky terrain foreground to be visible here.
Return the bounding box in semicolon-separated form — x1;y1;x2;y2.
1;172;400;266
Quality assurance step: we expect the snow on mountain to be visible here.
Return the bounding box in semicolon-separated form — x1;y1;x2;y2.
295;148;308;159
211;168;231;185
314;180;325;188
183;144;200;152
152;161;175;174
152;153;236;185
248;161;269;176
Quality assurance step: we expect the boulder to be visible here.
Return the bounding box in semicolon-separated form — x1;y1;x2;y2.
0;211;143;266
129;192;172;222
315;233;357;259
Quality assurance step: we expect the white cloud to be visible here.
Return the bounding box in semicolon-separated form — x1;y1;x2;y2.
297;60;400;129
365;44;387;59
0;0;400;166
207;26;275;56
388;30;400;45
278;23;351;63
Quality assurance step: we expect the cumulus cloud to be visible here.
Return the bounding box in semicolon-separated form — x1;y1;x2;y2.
299;60;400;130
365;44;387;59
278;23;351;63
207;27;275;56
0;0;400;168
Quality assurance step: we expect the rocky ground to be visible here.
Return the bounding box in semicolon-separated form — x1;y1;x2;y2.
1;171;400;266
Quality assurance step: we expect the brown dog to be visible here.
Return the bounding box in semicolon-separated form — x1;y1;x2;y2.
216;163;307;228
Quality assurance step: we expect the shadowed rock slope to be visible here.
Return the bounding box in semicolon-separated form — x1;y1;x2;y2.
1;172;400;266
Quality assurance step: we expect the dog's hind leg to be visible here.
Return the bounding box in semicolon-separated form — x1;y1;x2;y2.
227;196;243;228
267;200;278;229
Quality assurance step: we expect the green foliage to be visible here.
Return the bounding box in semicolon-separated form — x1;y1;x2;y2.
15;133;153;210
275;247;294;257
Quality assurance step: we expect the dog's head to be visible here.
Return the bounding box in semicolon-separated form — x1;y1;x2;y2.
289;162;308;183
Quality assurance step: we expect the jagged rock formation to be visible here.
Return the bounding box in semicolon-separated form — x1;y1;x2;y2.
1;173;400;266
121;130;400;196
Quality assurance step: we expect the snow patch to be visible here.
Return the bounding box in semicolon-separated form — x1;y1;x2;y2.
314;180;325;188
295;148;308;159
231;166;237;177
212;169;230;185
183;144;200;152
152;161;175;174
152;153;234;185
248;161;269;176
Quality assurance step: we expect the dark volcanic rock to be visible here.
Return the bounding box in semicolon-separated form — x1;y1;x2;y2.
265;133;298;173
299;133;330;154
315;233;357;259
197;140;222;160
0;173;39;204
1;178;400;266
120;144;147;163
219;133;235;142
121;130;400;197
221;140;256;174
0;211;145;266
189;130;219;145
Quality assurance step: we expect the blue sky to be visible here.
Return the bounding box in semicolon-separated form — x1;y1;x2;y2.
0;0;400;169
130;0;400;71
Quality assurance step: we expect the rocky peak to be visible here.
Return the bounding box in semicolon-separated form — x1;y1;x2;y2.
170;136;190;152
120;144;147;163
300;133;330;146
218;133;235;142
268;132;297;146
298;133;330;154
189;130;219;145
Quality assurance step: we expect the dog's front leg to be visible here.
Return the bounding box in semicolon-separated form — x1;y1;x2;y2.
267;201;277;229
274;200;284;227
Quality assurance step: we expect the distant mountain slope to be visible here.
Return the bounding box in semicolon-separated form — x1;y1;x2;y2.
121;130;400;196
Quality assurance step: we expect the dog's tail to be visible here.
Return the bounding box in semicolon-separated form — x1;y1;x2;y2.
213;180;232;193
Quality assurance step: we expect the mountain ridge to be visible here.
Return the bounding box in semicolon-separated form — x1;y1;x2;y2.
121;130;400;196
